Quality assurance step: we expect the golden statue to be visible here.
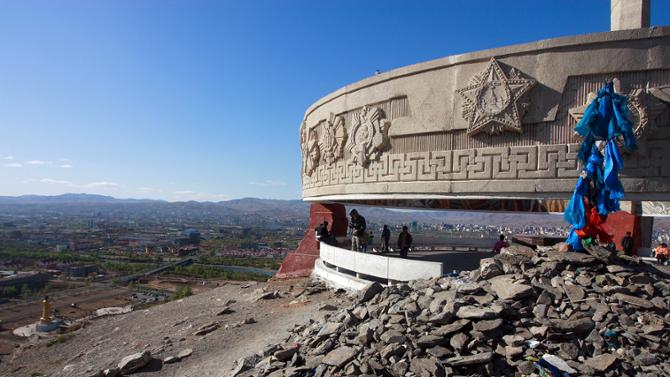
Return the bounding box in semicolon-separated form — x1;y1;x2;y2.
39;296;52;324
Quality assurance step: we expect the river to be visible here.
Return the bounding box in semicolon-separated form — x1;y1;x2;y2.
192;263;276;276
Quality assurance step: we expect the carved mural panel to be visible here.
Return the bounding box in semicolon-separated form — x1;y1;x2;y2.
568;79;668;140
346;106;391;167
301;69;670;197
303;127;320;177
641;201;670;216
318;113;347;165
456;58;536;136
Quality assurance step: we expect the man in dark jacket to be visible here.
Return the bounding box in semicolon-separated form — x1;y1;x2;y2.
397;226;413;258
315;220;331;244
621;232;634;256
348;209;366;251
381;225;391;252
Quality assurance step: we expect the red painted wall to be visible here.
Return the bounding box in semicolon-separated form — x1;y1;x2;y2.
603;210;641;255
275;203;347;279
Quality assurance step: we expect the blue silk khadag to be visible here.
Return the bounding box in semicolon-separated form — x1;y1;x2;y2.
564;82;637;251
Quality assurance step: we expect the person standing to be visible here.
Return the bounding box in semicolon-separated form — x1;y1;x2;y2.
492;234;508;254
381;225;390;253
397;226;413;258
315;220;329;243
360;231;370;253
654;243;669;265
621;232;634;256
348;209;366;251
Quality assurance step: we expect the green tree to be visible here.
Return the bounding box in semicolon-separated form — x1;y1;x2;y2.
20;284;32;298
170;285;193;300
1;286;17;298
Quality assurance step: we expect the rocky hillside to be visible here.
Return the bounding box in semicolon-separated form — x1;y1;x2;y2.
0;280;347;377
232;245;670;377
3;244;669;377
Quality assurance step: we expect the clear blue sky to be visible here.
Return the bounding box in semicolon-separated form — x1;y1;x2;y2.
1;0;669;201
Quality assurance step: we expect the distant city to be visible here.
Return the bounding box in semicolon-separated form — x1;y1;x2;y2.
1;193;669;361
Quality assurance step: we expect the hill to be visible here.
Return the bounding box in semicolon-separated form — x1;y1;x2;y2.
0;194;666;230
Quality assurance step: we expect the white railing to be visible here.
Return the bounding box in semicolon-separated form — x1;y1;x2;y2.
319;242;443;282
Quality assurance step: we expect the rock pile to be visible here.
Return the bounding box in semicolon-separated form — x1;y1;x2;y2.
232;244;670;377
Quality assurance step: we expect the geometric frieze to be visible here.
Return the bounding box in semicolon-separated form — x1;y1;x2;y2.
303;140;669;191
303;143;582;189
456;58;536;136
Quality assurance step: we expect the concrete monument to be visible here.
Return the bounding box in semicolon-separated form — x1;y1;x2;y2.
277;0;669;279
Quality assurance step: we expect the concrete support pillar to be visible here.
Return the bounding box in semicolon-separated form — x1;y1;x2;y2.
604;201;654;255
611;0;650;31
275;202;348;279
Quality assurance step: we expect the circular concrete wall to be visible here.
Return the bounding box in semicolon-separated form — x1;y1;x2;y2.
299;27;670;209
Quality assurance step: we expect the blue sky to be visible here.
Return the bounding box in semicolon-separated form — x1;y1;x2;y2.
1;0;669;201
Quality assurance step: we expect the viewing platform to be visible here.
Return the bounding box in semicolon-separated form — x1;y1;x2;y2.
313;241;491;290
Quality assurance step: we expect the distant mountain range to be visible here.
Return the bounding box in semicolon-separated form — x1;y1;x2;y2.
0;193;158;204
0;193;665;229
0;193;563;227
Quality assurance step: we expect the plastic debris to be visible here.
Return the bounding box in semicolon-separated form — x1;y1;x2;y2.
538;354;576;376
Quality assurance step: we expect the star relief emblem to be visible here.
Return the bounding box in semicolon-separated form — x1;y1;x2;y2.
457;58;536;136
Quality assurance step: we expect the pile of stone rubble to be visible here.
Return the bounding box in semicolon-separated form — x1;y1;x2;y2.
231;243;670;377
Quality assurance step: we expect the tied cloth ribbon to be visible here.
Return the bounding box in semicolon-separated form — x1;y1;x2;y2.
564;82;637;251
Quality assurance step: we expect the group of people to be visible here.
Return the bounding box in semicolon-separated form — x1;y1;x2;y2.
349;209;413;257
617;232;668;265
318;209;669;266
314;209;413;258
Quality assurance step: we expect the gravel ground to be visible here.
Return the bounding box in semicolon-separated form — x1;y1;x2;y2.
0;278;348;377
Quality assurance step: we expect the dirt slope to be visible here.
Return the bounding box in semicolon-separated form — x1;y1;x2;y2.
0;279;348;377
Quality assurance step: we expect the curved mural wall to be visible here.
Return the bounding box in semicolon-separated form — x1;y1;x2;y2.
299;27;670;207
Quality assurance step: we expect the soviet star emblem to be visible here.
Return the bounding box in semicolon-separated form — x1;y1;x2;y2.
457;58;536;136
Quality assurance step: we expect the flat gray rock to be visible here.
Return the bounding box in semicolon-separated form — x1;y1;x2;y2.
564;284;585;302
445;352;493;366
322;346;358;369
409;357;446;377
545;317;594;335
177;348;193;359
612;293;654;309
472;318;503;333
456;305;502;319
584;353;617;372
117;351;151;375
545;251;597;265
479;258;503;279
434;319;469;336
489;275;534;300
359;282;383;303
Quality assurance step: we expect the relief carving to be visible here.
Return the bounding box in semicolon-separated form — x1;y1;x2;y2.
302;126;320;177
318;113;347;165
300;121;308;176
649;85;670;103
456;58;536;136
346;106;391;167
642;201;670;216
568;80;667;140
